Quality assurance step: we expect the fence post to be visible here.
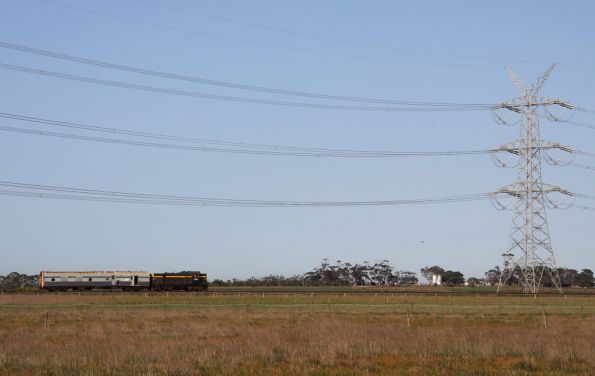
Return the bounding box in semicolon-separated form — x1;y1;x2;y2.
43;312;48;329
541;306;548;329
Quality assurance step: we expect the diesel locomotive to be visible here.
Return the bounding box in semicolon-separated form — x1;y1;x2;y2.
39;271;208;291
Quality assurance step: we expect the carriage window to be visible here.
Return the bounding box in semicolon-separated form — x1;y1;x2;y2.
51;278;55;282
88;278;92;281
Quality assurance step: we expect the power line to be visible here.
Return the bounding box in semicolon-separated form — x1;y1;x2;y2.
572;204;595;212
540;114;595;131
569;162;595;171
0;41;495;107
0;181;491;207
0;112;497;157
571;149;595;158
2;112;376;153
575;107;595;116
0;125;496;158
6;112;595;158
132;0;557;67
574;192;595;201
4;181;594;209
0;62;496;112
36;0;505;70
0;189;490;207
566;119;595;130
2;180;594;209
38;0;595;74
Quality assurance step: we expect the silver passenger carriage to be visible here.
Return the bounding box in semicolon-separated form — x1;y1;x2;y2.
39;271;151;291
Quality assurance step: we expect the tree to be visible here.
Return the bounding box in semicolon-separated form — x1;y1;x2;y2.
466;277;484;287
539;266;556;288
299;259;419;287
0;272;38;289
370;260;394;286
558;268;578;288
420;266;444;284
395;271;418;286
349;263;372;286
496;265;522;286
303;259;355;286
576;269;595;288
442;270;465;286
484;266;501;286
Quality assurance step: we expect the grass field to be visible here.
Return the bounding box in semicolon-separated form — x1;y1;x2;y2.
1;292;594;375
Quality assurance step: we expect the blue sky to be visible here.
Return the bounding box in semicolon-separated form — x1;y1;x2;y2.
0;0;594;279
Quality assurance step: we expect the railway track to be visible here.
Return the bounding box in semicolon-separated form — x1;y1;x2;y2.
2;288;595;297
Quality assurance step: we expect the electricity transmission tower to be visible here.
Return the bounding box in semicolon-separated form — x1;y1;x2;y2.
490;64;574;294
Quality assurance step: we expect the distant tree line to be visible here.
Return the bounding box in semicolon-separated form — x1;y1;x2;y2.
212;260;595;288
0;272;38;289
483;266;595;288
211;259;418;287
418;265;595;288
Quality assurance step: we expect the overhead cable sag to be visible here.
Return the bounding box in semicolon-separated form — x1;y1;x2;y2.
0;112;497;157
34;0;506;69
2;180;595;211
37;0;595;72
0;62;496;112
0;181;491;207
0;41;495;107
4;112;595;159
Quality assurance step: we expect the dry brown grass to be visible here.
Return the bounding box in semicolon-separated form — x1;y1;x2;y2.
0;294;593;375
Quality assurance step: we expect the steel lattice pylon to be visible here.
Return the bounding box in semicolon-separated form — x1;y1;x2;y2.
491;64;574;294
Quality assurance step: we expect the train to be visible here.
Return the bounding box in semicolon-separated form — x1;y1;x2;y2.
39;271;208;291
